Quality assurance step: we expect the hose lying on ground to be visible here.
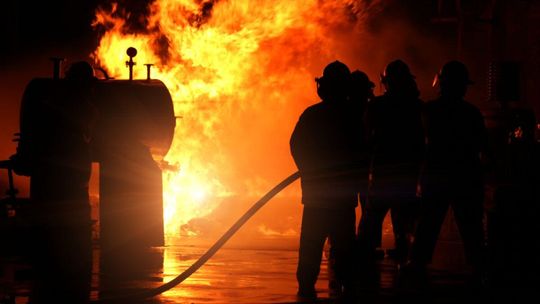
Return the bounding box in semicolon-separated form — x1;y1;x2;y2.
92;171;300;303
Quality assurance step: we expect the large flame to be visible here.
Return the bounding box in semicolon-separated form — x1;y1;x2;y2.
92;0;378;239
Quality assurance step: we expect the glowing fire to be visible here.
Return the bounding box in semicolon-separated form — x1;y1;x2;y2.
92;0;378;238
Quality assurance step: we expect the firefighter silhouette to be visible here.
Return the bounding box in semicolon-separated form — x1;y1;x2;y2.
348;70;374;230
359;59;424;266
290;61;364;299
349;70;375;118
16;61;97;303
408;61;487;281
324;69;373;292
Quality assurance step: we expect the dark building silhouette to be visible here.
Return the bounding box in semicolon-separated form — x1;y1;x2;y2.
487;104;540;291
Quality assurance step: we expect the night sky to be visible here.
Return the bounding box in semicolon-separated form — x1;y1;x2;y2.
0;1;97;62
0;1;102;193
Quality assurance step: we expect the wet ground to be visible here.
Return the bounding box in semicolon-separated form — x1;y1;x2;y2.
0;240;519;304
1;210;537;303
2;243;322;304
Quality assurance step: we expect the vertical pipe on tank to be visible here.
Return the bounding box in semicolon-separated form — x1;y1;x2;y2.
145;64;153;81
50;57;65;80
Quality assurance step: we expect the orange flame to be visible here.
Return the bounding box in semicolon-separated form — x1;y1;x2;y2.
92;0;379;238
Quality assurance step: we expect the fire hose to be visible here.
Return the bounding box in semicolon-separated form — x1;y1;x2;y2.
92;171;300;303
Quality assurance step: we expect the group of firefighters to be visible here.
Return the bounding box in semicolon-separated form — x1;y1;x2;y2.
290;59;538;299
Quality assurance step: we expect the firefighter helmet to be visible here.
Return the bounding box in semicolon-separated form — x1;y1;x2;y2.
381;59;414;84
433;60;474;87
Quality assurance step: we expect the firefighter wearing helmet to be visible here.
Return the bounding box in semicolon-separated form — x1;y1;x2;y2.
359;59;425;267
408;61;487;282
290;60;364;299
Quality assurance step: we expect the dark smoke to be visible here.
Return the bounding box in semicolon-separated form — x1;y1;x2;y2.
188;0;222;28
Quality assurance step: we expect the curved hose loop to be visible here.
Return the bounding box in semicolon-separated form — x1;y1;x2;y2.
93;171;300;303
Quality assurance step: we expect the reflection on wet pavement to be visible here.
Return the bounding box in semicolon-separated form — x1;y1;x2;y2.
160;246;328;304
2;235;536;303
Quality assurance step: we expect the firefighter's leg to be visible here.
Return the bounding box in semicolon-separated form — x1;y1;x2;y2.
409;195;449;266
328;207;356;294
296;206;328;297
452;195;485;274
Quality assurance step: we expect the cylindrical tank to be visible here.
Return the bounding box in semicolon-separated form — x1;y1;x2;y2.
92;79;175;158
15;76;176;250
18;78;175;160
